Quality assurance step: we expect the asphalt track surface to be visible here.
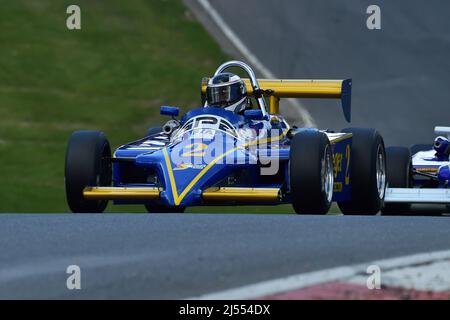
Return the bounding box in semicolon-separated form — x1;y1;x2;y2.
2;214;450;299
201;0;450;146
2;1;450;299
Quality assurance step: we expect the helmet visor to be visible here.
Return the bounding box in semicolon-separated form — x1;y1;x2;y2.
206;82;244;107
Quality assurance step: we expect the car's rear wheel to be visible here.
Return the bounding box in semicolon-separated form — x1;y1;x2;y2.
290;130;334;215
337;128;386;215
65;131;112;213
381;147;413;215
145;204;185;213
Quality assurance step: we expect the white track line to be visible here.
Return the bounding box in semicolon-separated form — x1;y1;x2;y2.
196;0;316;127
190;249;450;300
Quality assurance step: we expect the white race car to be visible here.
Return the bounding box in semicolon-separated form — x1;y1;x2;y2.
383;126;450;214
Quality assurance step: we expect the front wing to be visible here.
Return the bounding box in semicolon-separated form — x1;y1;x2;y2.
385;188;450;204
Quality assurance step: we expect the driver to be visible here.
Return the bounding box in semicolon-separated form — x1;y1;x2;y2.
205;72;275;140
434;136;450;160
205;73;249;114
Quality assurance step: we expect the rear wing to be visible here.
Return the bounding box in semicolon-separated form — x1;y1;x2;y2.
435;126;450;138
202;78;352;122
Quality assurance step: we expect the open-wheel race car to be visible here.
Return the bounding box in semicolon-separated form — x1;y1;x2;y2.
65;60;387;214
383;126;450;214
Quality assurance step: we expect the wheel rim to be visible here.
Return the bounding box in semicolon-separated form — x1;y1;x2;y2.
322;145;334;203
376;145;386;199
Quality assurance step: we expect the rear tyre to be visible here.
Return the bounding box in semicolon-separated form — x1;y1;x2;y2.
145;204;185;213
337;128;386;215
290;130;334;215
65;131;112;213
381;147;413;215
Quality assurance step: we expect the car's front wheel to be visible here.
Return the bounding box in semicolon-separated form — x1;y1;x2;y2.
65;131;112;213
290;130;334;215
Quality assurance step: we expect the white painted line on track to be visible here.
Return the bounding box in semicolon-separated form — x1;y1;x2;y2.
196;0;316;127
190;249;450;300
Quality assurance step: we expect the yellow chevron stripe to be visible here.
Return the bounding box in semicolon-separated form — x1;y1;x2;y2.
164;129;288;206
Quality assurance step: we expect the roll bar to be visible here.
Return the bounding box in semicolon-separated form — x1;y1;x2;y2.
207;60;269;119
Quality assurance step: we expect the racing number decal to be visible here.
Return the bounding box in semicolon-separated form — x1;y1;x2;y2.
181;143;208;157
333;143;351;192
345;144;351;185
334;153;343;178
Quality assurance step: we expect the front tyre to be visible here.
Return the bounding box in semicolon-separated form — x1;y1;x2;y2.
338;128;386;215
290;130;334;215
65;131;112;213
381;147;413;215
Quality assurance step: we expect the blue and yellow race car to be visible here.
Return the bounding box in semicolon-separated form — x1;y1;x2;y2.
65;61;386;214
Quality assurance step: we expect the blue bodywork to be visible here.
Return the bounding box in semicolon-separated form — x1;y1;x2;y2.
112;106;353;208
412;136;450;188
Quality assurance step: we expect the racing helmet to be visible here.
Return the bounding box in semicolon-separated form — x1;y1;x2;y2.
206;73;248;113
434;136;450;160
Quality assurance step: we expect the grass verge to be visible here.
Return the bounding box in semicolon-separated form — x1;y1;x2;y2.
0;0;300;213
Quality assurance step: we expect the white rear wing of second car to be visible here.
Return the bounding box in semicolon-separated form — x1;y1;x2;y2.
435;126;450;138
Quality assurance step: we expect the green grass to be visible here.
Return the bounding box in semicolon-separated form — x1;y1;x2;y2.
0;0;300;213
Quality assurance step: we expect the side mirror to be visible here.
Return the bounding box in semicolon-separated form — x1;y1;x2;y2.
160;106;179;117
244;109;266;121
